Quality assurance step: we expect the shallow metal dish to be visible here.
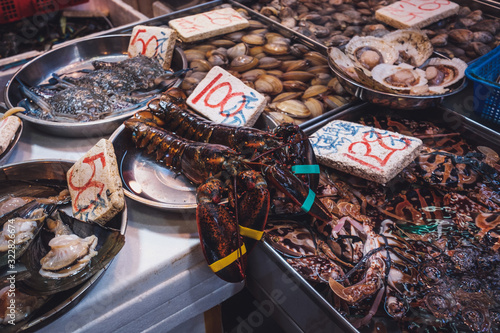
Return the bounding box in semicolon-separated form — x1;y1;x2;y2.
0;160;127;331
328;55;468;110
4;35;187;137
0;117;23;165
110;124;197;211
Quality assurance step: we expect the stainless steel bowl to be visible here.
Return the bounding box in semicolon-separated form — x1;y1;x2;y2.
0;117;22;165
328;55;468;110
4;35;187;137
0;159;127;331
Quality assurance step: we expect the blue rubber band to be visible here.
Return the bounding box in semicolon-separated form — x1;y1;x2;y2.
292;164;320;174
301;189;315;213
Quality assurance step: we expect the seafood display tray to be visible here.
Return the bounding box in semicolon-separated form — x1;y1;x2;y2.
0;160;127;332
248;103;500;333
4;35;187;137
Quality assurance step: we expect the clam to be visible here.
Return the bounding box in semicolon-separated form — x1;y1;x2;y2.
302;85;329;99
304;98;325;118
39;234;98;278
263;42;290;55
271;100;311;118
303;51;328;66
283;80;309;91
0;201;56;266
249;46;265;56
210;39;235;48
371;63;428;92
384;29;433;67
422;58;467;92
323;95;349;109
242;34;266;46
311;73;332;86
266;111;295;124
255;74;283;95
230;55;259;72
258;57;282;69
282;59;310;72
190;59;212;72
227;43;249;59
241;69;266;82
345;36;399;71
272;92;303;103
208;53;228;67
281;71;316;82
19;210;125;295
184;49;206;62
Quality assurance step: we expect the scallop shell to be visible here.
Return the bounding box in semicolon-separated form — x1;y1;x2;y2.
345;36;399;72
328;47;359;81
371;63;428;92
384;29;433;67
422;57;467;90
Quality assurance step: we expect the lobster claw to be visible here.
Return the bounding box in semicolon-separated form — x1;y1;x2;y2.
196;171;270;282
197;177;246;282
234;170;270;252
263;165;332;223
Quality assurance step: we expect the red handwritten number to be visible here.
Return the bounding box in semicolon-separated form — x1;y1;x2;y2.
68;153;106;212
344;132;411;171
191;73;246;117
130;28;159;55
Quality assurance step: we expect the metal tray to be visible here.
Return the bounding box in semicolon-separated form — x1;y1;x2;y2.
0;160;127;332
109;124;198;211
4;35;187;138
248;103;500;333
0;117;23;166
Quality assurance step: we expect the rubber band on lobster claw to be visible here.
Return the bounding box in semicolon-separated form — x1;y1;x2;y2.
263;165;332;222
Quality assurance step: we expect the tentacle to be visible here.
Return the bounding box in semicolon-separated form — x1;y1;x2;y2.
197;178;246;282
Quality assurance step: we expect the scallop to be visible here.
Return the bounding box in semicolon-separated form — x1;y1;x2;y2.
328;47;359;81
384;29;433;67
39;234;98;278
345;36;399;72
371;63;428;92
422;58;467;90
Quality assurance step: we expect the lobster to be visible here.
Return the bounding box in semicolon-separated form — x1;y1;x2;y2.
124;88;332;282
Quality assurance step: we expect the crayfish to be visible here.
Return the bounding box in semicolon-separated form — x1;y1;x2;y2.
124;88;332;282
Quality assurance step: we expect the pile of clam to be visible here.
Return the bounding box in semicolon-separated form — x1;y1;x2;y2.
329;29;467;95
180;14;352;125
252;0;500;62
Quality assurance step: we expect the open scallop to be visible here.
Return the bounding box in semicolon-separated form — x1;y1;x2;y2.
345;36;399;74
384;29;433;67
372;63;428;93
422;58;468;94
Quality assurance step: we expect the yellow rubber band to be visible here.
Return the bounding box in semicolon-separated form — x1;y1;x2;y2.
2;107;25;119
208;244;247;273
239;225;264;241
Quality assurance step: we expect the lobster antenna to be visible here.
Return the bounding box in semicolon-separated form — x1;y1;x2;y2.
233;175;245;265
249;136;308;162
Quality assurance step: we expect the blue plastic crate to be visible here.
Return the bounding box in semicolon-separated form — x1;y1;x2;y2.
465;46;500;125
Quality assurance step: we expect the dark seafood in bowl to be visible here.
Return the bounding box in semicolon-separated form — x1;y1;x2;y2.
0;161;126;328
18;55;188;122
265;112;500;332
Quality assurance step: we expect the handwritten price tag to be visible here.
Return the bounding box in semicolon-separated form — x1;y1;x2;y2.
169;8;249;42
375;0;459;29
187;66;265;127
310;120;422;184
128;25;177;69
67;139;124;224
